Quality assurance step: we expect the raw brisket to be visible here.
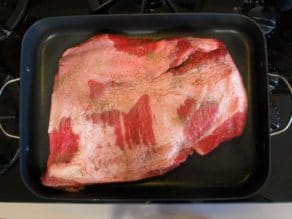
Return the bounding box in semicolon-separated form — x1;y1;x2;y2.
42;34;248;189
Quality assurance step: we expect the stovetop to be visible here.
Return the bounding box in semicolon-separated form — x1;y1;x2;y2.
0;0;291;202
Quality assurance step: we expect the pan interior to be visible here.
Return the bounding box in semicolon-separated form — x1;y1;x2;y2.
21;14;269;200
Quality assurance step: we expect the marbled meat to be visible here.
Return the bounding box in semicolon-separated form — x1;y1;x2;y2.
42;34;248;189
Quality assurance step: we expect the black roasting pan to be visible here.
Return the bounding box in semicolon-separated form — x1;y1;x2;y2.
20;13;270;201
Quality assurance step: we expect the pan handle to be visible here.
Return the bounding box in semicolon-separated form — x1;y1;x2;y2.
0;77;20;140
269;73;292;136
0;77;20;175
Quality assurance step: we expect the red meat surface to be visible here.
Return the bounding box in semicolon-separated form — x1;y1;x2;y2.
42;34;248;189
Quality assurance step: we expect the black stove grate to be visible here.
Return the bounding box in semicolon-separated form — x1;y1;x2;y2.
88;0;204;13
0;0;291;201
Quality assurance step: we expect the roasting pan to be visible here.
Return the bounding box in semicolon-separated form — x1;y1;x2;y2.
20;14;271;201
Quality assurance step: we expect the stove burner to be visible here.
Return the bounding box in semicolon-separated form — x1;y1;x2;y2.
0;0;28;41
268;13;292;82
0;0;16;23
0;66;19;175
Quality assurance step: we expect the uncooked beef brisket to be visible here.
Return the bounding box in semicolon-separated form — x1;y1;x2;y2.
42;34;247;189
